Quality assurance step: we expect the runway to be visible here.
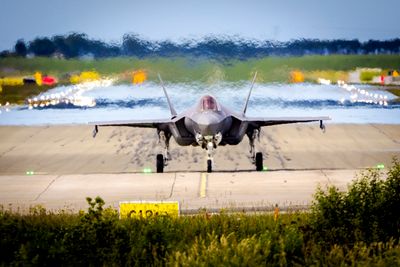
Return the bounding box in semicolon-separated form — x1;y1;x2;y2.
0;124;399;212
0;170;359;213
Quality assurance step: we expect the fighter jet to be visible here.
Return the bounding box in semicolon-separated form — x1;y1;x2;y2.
92;73;330;173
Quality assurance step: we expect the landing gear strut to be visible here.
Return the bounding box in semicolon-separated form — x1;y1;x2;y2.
248;128;264;171
196;132;222;173
156;130;171;173
206;140;215;173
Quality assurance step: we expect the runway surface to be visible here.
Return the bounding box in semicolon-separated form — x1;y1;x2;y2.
0;124;399;212
0;170;360;213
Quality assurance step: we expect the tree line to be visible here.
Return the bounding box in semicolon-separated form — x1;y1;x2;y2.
2;33;400;59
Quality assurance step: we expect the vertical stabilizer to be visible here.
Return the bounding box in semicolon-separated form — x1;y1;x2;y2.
242;71;258;115
158;73;177;117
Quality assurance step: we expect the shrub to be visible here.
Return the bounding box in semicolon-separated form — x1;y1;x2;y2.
360;71;381;82
310;158;400;246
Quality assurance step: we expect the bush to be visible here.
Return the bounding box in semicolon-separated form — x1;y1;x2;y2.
310;158;400;246
360;70;381;82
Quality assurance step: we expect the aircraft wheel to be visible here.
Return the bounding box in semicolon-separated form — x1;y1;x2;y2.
207;159;212;173
255;152;263;171
156;154;164;173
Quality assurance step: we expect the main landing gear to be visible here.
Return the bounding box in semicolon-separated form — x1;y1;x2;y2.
248;128;264;172
156;130;171;173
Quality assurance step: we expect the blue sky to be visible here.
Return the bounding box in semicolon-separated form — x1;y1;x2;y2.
1;0;399;50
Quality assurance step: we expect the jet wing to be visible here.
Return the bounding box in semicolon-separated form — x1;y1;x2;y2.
90;119;171;128
89;119;172;137
241;116;331;127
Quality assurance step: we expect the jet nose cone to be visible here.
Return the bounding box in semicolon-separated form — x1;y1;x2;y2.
195;112;223;136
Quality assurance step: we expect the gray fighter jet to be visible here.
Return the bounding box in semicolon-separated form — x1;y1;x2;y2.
92;73;330;173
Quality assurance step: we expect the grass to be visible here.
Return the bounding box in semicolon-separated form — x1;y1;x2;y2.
388;88;400;97
1;159;399;266
0;84;57;105
1;55;399;104
360;70;382;82
1;55;399;83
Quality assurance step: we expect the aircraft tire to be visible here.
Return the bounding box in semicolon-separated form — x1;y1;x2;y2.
255;152;263;171
207;159;212;173
156;154;164;173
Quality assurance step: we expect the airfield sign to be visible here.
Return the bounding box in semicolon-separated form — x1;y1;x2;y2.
119;201;180;219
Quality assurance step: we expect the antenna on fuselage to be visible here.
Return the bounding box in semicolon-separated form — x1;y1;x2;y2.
242;71;258;116
158;73;177;118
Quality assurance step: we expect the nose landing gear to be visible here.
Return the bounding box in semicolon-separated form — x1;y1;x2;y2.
196;133;222;173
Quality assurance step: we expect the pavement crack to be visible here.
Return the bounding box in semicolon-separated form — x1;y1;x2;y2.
0;145;16;159
370;124;400;144
167;173;177;199
320;170;331;184
34;175;61;201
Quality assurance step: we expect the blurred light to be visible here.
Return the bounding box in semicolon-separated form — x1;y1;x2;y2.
317;78;331;85
133;70;147;84
335;80;390;107
263;166;268;171
143;168;152;173
376;164;385;169
28;78;114;109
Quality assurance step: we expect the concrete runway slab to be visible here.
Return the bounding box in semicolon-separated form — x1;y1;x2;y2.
0;170;362;212
0;124;398;213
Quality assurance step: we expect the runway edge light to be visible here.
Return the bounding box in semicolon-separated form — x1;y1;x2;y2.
376;164;385;169
143;168;152;174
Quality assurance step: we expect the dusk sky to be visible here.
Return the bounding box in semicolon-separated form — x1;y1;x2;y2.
1;0;399;50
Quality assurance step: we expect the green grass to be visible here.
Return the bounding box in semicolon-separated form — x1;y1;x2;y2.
1;55;399;104
1;159;399;266
360;70;382;82
388;88;400;97
1;55;399;83
0;84;57;105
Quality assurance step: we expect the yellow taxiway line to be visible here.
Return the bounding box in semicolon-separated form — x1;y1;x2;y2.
199;173;207;198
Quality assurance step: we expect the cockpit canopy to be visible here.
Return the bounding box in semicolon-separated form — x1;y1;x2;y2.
200;95;219;111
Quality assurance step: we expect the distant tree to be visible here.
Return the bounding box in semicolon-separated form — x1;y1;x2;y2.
0;50;12;58
29;37;56;56
6;33;400;59
15;39;27;57
52;33;90;58
122;34;153;57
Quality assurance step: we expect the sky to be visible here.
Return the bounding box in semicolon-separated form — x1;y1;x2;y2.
1;0;399;50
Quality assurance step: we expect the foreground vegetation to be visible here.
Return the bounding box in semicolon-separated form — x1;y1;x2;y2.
1;159;399;266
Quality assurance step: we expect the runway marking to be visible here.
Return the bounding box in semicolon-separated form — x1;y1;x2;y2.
199;173;207;198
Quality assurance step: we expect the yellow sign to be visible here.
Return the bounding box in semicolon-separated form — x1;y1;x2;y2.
132;70;147;84
35;72;42;86
290;70;304;83
119;201;179;219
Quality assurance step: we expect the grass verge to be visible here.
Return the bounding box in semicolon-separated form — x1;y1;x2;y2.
1;55;399;83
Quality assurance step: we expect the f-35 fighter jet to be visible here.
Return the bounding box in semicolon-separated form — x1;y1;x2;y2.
92;73;330;173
